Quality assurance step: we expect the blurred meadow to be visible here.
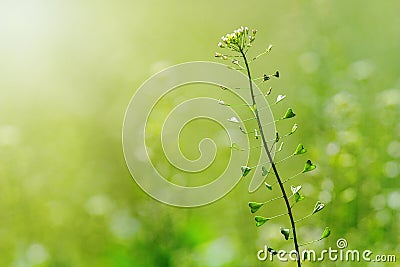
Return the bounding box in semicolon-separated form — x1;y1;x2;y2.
1;0;400;266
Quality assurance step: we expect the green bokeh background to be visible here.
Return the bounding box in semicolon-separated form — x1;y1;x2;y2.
1;0;399;266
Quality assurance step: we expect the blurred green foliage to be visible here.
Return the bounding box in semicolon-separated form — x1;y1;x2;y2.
0;0;399;266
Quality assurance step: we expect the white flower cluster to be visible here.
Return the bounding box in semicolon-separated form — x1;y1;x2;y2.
217;26;257;51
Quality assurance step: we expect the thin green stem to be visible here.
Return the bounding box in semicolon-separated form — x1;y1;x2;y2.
240;48;301;267
276;154;294;164
262;195;283;205
242;116;257;122
269;171;302;186
299;236;325;247
295;213;313;223
249;50;268;63
281;172;302;184
268;212;288;220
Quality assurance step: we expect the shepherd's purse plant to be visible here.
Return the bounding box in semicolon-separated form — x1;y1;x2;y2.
215;26;330;266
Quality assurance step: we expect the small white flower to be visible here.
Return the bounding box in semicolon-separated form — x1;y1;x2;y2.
278;142;284;151
228;117;239;123
276;94;286;103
